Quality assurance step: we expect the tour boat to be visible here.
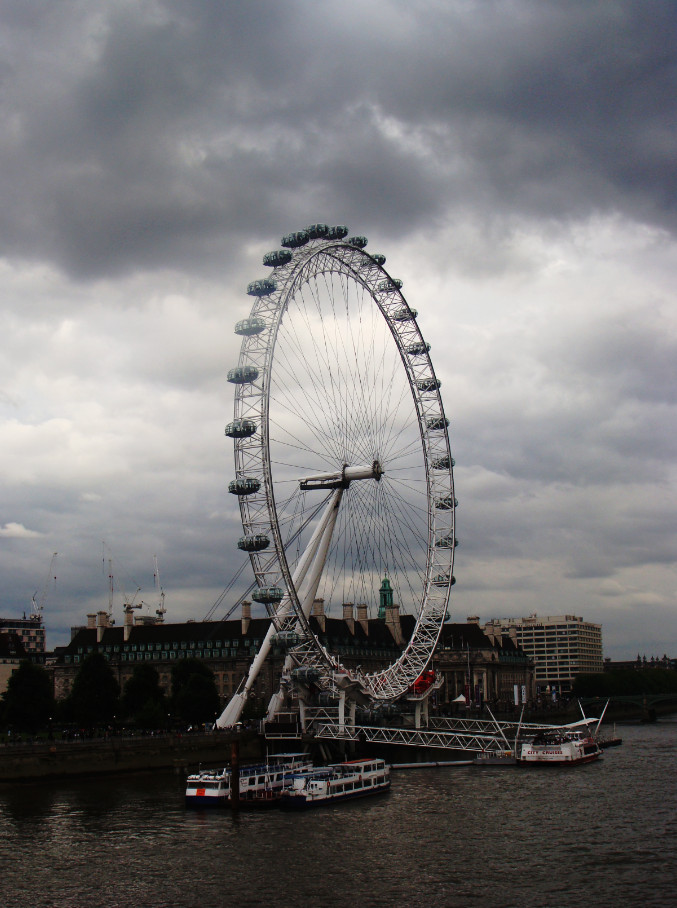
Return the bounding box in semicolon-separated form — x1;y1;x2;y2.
519;725;602;766
279;758;391;808
185;752;313;807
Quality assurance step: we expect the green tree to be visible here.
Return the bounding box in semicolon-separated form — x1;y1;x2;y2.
1;661;55;732
121;664;167;726
171;658;220;726
67;652;120;728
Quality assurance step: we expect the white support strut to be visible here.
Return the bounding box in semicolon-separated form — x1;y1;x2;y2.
216;485;344;727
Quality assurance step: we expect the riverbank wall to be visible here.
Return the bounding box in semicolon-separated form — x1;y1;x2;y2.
0;730;264;782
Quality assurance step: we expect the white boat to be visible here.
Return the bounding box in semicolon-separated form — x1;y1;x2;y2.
279;758;391;808
519;722;602;766
185;752;313;807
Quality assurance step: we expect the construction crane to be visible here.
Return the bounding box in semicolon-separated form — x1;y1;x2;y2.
153;555;166;622
30;553;58;621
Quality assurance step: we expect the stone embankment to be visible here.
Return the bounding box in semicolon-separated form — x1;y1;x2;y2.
0;730;263;782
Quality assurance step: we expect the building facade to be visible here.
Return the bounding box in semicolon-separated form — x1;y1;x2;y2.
483;614;603;696
51;603;534;715
0;633;28;695
0;616;46;654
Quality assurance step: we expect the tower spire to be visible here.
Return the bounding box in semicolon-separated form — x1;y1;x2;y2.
378;575;393;620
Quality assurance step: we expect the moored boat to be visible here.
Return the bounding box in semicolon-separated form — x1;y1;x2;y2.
279;758;391;808
519;726;602;766
185;752;313;807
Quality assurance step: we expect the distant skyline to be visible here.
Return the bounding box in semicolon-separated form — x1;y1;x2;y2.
1;1;675;659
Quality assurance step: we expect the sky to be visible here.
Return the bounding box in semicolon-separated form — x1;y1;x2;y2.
0;0;675;658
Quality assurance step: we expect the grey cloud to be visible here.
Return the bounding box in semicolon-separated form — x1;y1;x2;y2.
0;1;675;280
1;1;675;659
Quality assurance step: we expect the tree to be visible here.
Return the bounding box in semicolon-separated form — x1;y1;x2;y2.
121;664;167;726
1;661;55;732
67;652;120;728
171;658;220;726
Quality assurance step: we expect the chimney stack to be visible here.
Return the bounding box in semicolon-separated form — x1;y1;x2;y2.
123;605;134;642
312;598;326;632
241;601;251;635
385;603;404;646
96;611;109;643
356;603;368;635
342;602;355;634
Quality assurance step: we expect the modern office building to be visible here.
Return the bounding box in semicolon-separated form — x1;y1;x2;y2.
482;613;603;696
0;616;46;654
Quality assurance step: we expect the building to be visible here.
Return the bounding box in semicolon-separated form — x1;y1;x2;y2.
436;618;535;709
604;655;676;672
0;632;28;695
0;616;46;654
482;614;603;696
51;601;534;714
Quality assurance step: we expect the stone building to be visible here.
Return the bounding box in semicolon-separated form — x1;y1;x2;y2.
435;618;535;709
51;602;534;714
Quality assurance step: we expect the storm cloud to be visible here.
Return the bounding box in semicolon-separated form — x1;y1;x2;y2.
0;0;675;657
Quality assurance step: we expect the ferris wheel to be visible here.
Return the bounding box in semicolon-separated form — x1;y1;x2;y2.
217;224;456;727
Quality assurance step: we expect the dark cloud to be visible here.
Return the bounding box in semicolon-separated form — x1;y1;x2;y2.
0;1;674;280
0;1;675;659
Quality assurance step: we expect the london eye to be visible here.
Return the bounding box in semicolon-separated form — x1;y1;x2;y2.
218;225;456;726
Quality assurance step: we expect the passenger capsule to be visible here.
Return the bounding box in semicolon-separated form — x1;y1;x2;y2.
273;630;300;647
407;341;431;356
251;586;284;604
435;535;459;548
227;365;259;384
326;225;349;240
432;574;456;587
247;278;276;297
431;455;455;470
263;249;292;268
228;477;261;496
225;419;257;439
237;534;270;552
305;223;330;239
426;415;449;431
281;230;309;248
347;235;368;248
418;378;441;392
435;494;458;510
371;253;386;266
235;316;266;336
378;278;403;292
392;306;418;322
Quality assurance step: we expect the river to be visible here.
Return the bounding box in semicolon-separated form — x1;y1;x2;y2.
0;719;675;908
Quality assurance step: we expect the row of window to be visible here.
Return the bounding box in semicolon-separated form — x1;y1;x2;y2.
65;648;249;664
76;639;262;655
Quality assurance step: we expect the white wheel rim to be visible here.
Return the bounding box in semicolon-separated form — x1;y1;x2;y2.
230;230;456;701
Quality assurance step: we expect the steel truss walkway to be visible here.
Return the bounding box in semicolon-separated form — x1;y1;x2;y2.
311;721;513;754
265;710;547;755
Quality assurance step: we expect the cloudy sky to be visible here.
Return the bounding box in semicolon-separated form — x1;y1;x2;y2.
1;0;675;658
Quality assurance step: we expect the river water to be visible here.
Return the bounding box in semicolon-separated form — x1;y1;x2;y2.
0;719;675;908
